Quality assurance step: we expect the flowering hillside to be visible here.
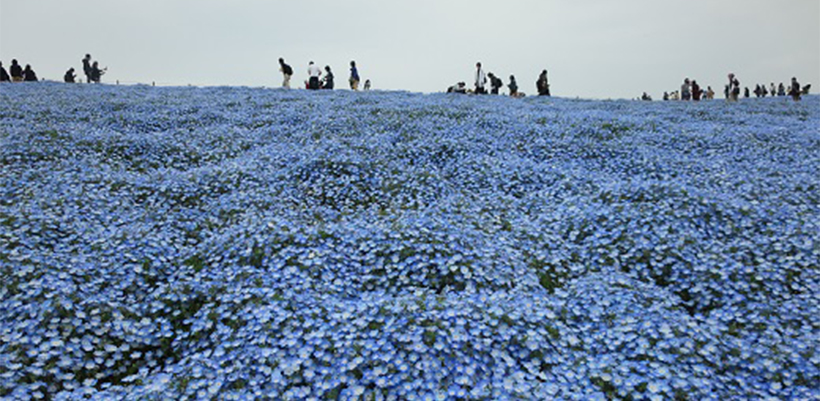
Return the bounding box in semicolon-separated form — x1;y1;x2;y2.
1;83;818;400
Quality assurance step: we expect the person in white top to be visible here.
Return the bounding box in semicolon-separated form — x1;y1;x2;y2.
307;61;322;90
475;62;487;94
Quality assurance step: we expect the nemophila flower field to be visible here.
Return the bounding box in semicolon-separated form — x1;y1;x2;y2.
1;83;818;400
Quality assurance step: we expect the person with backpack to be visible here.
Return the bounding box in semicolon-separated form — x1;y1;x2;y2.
82;54;92;83
323;66;334;89
279;58;293;89
307;61;321;90
9;59;23;82
508;75;519;97
23;64;38;82
0;62;10;82
487;73;503;94
349;61;360;90
64;68;77;83
474;62;487;94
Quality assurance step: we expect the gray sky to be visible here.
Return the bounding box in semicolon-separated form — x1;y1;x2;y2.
1;0;818;99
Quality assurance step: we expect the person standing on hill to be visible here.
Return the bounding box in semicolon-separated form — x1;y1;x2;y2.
0;62;10;82
64;68;76;83
23;64;38;82
691;80;701;101
10;59;23;82
536;70;550;96
474;62;487;94
90;61;106;83
307;61;321;90
323;66;334;89
508;75;519;97
82;54;92;83
789;77;801;101
681;78;692;101
279;58;293;89
349;61;360;90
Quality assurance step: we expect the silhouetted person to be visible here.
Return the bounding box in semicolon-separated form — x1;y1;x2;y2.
761;84;768;97
90;61;105;83
706;86;715;100
23;64;38;82
0;62;9;82
279;58;293;88
536;70;550;96
363;79;371;90
64;68;76;83
82;54;92;83
770;83;776;97
508;75;519;97
641;92;652;101
744;87;750;98
474;62;487;94
307;61;321;90
349;61;360;90
447;82;467;94
753;84;761;98
10;59;23;82
802;84;811;95
692;80;701;101
322;66;334;89
777;83;786;97
789;77;801;101
663;92;669;101
488;72;503;94
681;78;692;101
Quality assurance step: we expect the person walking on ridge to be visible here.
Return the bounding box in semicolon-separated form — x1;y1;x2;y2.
349;61;360;90
279;58;293;89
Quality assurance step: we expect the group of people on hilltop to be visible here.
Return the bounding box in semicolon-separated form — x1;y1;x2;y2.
752;80;810;100
0;59;39;82
447;62;550;98
659;73;809;102
278;58;370;91
0;54;106;84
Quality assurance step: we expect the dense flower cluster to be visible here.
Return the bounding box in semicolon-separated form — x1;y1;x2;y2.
1;83;818;400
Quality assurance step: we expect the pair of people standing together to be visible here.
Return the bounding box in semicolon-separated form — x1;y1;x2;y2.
278;58;361;91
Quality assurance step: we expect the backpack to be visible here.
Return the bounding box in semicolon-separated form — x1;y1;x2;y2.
283;64;293;75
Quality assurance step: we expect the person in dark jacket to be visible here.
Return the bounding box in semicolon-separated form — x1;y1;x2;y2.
349;61;360;90
777;83;786;97
90;61;105;83
0;61;10;82
82;54;92;83
23;64;38;82
508;75;519;97
322;66;334;89
10;59;23;82
789;77;801;101
691;80;702;101
536;70;550;96
64;68;76;83
279;58;293;88
487;73;503;94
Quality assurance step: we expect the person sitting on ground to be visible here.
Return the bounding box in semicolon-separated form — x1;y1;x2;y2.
307;61;321;90
487;73;503;94
788;77;801;101
508;75;519;97
363;79;371;90
536;70;550;96
663;92;669;101
692;80;702;101
10;59;23;82
23;64;38;82
447;82;467;94
64;68;76;83
90;61;105;83
322;66;334;89
641;92;652;101
0;61;10;82
706;86;715;100
801;84;811;95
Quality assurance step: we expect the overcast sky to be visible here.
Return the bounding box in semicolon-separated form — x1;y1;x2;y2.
1;0;818;99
